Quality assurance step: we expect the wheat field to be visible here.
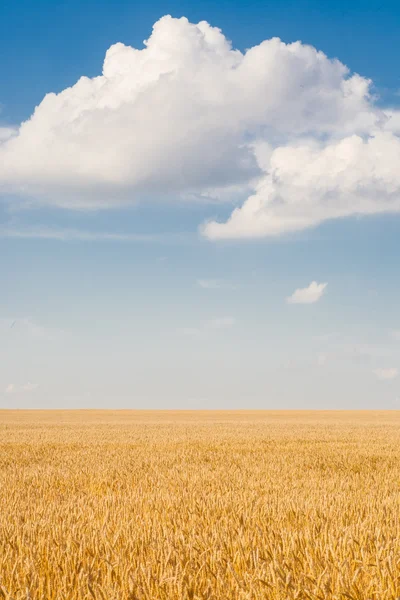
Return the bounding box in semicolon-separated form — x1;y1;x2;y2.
0;410;400;600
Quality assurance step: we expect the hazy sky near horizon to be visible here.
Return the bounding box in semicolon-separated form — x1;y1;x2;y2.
2;0;400;408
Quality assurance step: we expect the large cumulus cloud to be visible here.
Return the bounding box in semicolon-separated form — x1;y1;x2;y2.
0;15;398;236
203;130;400;238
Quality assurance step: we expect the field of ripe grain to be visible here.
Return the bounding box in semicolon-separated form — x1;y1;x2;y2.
1;411;400;600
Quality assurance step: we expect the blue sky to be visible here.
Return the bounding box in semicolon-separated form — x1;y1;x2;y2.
1;0;400;408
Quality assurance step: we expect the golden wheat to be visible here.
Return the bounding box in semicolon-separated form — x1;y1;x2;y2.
0;410;400;599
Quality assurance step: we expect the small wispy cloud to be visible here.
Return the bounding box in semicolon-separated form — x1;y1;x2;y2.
0;317;64;340
5;382;39;394
181;316;236;338
346;343;392;362
316;353;328;366
313;332;341;343
314;332;395;369
287;281;327;305
0;225;190;244
181;327;203;338
21;382;39;392
207;317;236;329
196;279;237;290
373;368;398;381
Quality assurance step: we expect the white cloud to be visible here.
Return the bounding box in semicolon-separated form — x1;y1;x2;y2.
21;382;39;392
4;382;39;394
373;368;398;381
0;127;17;142
181;327;203;338
207;316;236;329
383;110;400;135
0;316;64;340
390;330;400;341
0;317;44;337
287;281;327;304
0;225;186;243
1;16;399;239
196;279;236;289
181;316;236;337
197;279;223;289
0;14;387;223
316;353;328;366
314;332;396;369
203;131;400;239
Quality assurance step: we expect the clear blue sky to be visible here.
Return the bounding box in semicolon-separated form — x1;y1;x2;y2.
1;0;400;408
